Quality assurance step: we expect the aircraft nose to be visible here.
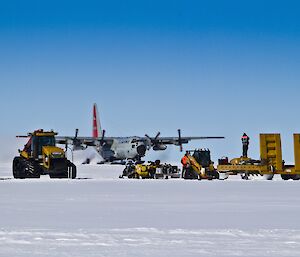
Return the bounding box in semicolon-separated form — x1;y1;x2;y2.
137;144;146;156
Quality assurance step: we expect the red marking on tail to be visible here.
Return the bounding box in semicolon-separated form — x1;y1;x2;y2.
93;104;98;138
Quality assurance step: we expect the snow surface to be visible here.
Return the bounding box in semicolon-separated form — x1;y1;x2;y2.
1;161;300;256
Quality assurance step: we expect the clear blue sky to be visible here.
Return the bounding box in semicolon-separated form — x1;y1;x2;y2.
1;0;300;162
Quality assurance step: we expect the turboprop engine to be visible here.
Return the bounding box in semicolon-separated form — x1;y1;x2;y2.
153;144;167;151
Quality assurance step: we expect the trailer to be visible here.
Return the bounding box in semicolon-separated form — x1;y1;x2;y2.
217;134;300;180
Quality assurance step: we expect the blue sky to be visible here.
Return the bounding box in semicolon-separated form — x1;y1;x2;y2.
1;0;300;162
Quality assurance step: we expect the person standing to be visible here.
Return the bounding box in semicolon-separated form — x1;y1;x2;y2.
241;133;250;157
181;151;191;174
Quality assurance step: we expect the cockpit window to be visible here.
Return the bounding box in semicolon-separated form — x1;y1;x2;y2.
36;136;55;155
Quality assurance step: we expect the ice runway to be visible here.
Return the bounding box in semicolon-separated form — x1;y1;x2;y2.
1;228;300;257
1;163;300;256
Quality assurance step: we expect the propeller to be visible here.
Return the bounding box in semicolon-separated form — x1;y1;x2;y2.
75;128;79;138
100;129;106;146
73;128;86;150
145;132;168;151
145;132;161;146
178;129;183;152
64;129;79;151
74;128;79;146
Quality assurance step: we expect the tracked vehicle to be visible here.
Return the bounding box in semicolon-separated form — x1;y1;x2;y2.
13;129;76;179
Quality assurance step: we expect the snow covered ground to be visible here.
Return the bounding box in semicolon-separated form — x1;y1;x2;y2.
1;162;300;256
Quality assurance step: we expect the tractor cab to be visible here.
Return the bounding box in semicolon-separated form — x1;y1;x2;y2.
21;130;58;159
192;149;212;168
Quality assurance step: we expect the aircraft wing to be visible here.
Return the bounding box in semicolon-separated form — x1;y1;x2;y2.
142;136;225;145
55;136;114;146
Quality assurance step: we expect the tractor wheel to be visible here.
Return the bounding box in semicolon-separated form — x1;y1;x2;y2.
27;161;41;178
12;157;26;179
128;172;140;179
292;174;300;180
241;172;249;180
182;168;198;180
215;171;220;180
49;171;70;179
192;170;200;180
13;157;21;178
281;174;291;180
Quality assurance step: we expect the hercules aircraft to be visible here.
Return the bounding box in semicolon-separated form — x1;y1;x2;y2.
55;104;224;163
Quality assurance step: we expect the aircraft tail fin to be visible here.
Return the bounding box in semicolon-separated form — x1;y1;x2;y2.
92;103;103;138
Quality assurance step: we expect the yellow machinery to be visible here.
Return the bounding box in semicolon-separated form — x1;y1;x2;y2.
182;149;219;180
13;129;76;179
120;160;180;179
217;133;300;180
120;160;160;179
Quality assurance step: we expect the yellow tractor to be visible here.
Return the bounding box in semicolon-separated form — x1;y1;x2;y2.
182;149;219;180
13;129;76;179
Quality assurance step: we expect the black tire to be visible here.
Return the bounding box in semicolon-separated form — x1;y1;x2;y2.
241;173;249;180
50;161;77;179
49;172;68;179
27;161;41;178
183;168;199;180
13;157;21;179
291;174;300;180
213;170;220;180
281;174;291;180
207;170;219;180
13;157;26;179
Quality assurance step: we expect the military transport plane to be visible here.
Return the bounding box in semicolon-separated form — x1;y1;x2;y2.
56;104;224;163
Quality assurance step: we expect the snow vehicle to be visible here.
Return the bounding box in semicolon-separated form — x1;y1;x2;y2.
182;149;219;180
120;160;180;179
13;129;76;179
